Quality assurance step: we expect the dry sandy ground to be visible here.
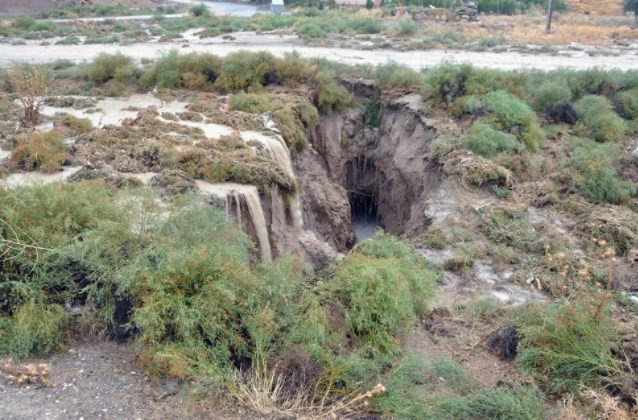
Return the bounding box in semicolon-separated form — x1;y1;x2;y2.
0;34;636;70
0;342;263;420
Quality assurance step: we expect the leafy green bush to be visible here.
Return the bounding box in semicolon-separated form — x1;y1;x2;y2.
614;88;638;120
516;299;626;394
11;130;69;172
566;138;635;203
464;122;521;158
329;233;437;353
576;95;627;142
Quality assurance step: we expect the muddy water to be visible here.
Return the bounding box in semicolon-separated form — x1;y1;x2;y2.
2;167;82;188
1;38;636;70
196;181;272;261
353;219;380;242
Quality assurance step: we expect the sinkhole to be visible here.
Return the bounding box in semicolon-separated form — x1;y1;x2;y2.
350;191;383;243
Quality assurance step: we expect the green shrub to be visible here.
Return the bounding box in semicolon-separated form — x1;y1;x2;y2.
59;115;93;134
567;138;635;204
140;51;221;91
419;227;448;249
229;92;283;114
424;63;473;104
371;356;546;419
128;203;308;378
363;95;381;127
0;301;69;359
273;107;308;151
189;3;209;17
394;20;418;36
465;122;521;158
576;95;627;142
614;88;638;120
480;90;544;151
314;73;353;113
85;53;139;84
215;51;276;92
374;62;421;89
297;101;320;127
530;80;571;112
329;233;437;353
516;299;626;394
296;22;326;39
11;130;69;172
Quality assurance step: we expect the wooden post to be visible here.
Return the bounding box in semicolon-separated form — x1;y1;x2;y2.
546;0;554;33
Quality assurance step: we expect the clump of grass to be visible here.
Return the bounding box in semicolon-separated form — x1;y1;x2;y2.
58;114;93;134
329;232;437;353
229;92;283;114
419;226;448;249
464;122;522;159
566;137;636;204
11;130;69;172
576;95;627;142
515;298;626;394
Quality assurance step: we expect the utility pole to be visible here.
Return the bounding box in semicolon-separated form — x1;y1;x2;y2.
546;0;554;33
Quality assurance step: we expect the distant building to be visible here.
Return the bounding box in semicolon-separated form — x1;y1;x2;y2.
271;0;285;14
0;0;55;15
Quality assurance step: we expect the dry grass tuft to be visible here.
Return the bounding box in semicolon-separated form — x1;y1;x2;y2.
0;358;53;388
232;366;385;419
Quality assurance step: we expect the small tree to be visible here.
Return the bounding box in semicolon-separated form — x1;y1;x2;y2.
625;0;638;21
9;66;48;127
366;0;374;9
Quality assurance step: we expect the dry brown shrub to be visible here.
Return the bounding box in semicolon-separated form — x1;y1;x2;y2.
9;66;48;127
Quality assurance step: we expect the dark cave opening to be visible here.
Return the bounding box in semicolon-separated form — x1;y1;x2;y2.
350;190;382;243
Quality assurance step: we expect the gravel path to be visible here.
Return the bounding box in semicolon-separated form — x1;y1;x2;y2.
1;35;637;70
0;342;253;420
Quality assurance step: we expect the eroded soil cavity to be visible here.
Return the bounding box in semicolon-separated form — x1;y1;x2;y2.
300;89;438;251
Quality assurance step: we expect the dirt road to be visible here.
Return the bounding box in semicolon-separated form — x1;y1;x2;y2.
1;34;636;70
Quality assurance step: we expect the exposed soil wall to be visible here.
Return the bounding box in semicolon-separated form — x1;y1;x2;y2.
297;89;441;251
